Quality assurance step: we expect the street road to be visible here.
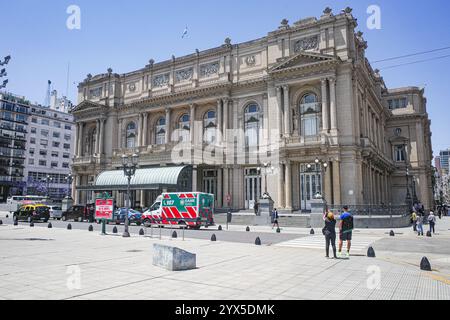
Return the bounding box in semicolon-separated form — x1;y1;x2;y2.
0;216;303;245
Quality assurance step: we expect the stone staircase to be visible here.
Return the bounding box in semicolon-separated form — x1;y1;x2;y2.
213;212;311;228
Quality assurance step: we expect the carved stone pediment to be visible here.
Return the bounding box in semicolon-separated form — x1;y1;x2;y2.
269;52;339;74
71;100;108;115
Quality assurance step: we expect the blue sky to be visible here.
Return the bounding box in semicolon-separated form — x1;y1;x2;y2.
1;0;449;154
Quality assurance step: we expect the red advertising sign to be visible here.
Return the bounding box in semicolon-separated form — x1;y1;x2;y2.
95;198;114;220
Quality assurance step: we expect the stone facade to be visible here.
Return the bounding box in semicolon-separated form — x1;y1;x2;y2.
71;9;434;212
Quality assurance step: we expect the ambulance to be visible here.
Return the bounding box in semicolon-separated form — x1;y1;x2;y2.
141;192;215;229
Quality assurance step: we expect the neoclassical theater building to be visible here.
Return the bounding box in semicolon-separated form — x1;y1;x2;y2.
71;8;434;212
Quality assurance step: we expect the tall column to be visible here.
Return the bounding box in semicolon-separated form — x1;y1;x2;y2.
143;113;148;146
368;164;373;204
192;165;198;192
74;175;80;204
99;119;105;155
217;167;223;207
285;160;292;210
223;167;229;207
321;79;329;132
137;114;143;147
140;190;145;207
94;119;100;154
75;123;80;156
276;87;283;138
278;164;285;208
165;108;171;144
118;119;123;149
223;99;229;143
217;99;222;144
190;104;196;143
325;162;332;205
77;123;84;157
283;85;290;137
332;160;341;206
329;77;338;132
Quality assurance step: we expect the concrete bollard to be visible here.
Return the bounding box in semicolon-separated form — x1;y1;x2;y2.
211;234;217;242
420;257;432;271
113;226;118;234
67;224;72;230
367;246;376;258
255;237;261;246
48;223;52;229
246;226;250;232
139;228;145;236
172;231;178;238
310;229;315;235
218;225;222;231
390;230;395;237
88;225;93;232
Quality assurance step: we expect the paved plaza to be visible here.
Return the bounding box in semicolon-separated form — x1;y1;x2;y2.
0;213;449;300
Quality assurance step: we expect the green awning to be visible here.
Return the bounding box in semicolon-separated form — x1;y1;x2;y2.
78;166;191;191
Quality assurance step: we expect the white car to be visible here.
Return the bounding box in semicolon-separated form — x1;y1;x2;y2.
48;206;63;220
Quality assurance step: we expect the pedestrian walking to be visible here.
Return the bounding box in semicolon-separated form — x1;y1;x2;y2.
254;202;259;216
428;211;436;234
417;214;424;236
271;208;279;229
411;211;418;232
338;206;354;258
323;212;337;259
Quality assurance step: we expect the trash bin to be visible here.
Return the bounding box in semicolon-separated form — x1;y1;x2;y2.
227;210;232;223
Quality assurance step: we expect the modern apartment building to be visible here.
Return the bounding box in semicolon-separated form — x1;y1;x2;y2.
24;104;75;200
0;92;30;202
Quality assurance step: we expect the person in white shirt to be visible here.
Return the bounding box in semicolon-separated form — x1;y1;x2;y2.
428;211;436;234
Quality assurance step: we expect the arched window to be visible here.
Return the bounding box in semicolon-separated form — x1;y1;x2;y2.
299;93;320;137
155;117;166;145
244;104;260;147
178;113;190;142
203;110;216;143
126;122;136;148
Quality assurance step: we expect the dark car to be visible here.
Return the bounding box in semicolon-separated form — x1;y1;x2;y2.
14;204;50;223
113;208;142;226
62;205;86;222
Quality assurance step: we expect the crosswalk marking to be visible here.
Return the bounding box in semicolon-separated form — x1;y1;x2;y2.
275;235;382;252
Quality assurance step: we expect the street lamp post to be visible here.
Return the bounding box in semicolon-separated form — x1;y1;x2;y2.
65;173;73;199
45;175;53;199
122;153;139;238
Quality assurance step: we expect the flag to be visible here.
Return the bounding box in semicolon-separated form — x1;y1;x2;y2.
181;26;188;39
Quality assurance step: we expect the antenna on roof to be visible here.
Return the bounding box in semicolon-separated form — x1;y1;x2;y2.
44;80;51;107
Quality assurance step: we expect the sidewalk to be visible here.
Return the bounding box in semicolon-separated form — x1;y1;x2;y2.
0;222;449;300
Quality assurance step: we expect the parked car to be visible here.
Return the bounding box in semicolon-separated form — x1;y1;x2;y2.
14;204;50;223
113;208;142;226
62;205;86;222
48;205;63;220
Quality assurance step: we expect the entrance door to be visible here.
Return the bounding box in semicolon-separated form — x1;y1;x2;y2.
245;168;261;210
202;170;217;205
300;164;322;211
